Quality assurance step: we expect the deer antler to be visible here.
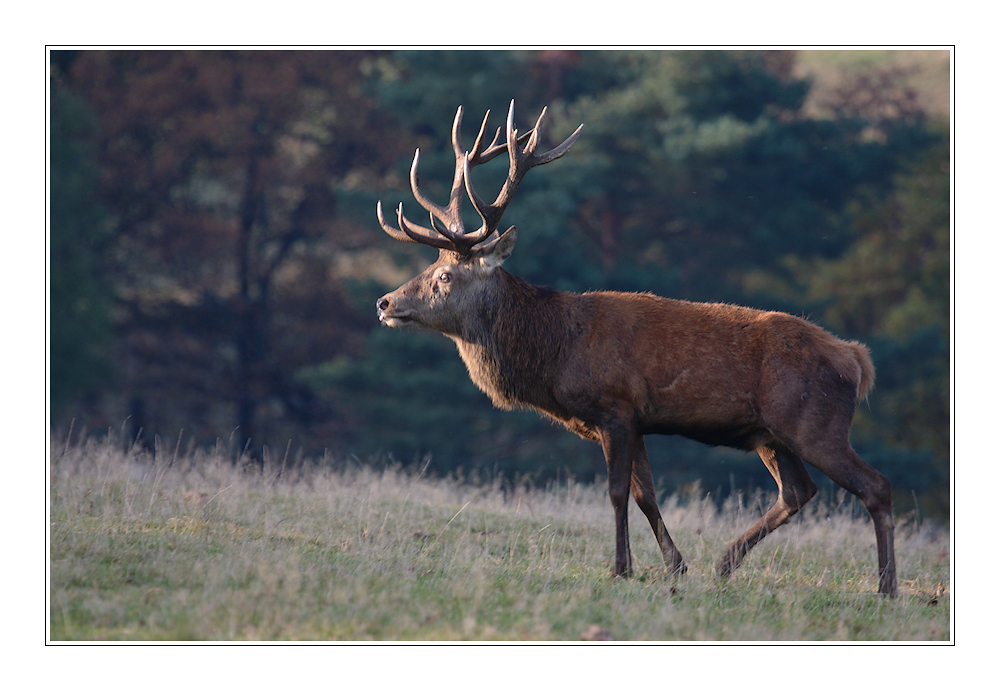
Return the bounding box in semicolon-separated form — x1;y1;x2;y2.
464;101;583;247
377;101;583;256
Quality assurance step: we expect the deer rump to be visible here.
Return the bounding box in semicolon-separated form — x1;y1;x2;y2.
374;101;897;597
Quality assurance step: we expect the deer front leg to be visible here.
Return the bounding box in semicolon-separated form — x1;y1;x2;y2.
631;438;686;575
600;423;636;578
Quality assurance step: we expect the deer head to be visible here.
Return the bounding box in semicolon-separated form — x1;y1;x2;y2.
375;101;583;335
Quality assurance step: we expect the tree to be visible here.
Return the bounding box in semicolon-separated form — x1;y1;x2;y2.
741;61;950;515
52;50;950;515
49;70;114;416
320;50;946;491
761;139;951;514
61;50;403;458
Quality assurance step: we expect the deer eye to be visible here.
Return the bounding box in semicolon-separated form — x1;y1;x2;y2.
438;271;452;283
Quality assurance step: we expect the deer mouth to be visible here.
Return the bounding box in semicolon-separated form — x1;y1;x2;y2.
378;310;420;328
376;295;419;327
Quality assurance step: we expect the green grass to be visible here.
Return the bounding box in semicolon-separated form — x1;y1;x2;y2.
49;436;950;641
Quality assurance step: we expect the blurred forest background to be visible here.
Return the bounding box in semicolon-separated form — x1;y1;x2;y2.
49;49;951;518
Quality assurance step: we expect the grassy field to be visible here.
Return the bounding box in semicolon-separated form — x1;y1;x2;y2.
48;435;950;642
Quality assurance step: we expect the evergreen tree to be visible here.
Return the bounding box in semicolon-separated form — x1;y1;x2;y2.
49;72;114;415
51;49;950;514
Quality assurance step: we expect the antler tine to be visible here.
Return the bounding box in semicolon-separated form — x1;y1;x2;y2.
395;202;454;250
533;118;584;166
506;99;519;152
451;104;465;158
469;108;531;167
408;148;462;240
518;102;585;166
463;153;499;234
469;109;498;164
378;101;582;255
403;106;490;252
376;200;447;249
375;105;473;253
465;100;584;239
376;200;413;244
445;106;471;217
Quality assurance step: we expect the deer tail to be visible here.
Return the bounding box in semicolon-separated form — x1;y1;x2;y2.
848;340;876;401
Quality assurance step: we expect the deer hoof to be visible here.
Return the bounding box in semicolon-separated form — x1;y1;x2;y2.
716;555;738;578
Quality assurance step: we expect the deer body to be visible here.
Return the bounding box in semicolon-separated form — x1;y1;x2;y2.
375;102;897;596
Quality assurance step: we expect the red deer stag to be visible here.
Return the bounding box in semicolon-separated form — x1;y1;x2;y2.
375;101;897;597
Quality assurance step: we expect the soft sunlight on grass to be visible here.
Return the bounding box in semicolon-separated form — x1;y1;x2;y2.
49;435;950;641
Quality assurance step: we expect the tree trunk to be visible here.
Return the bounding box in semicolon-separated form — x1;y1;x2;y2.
236;154;262;466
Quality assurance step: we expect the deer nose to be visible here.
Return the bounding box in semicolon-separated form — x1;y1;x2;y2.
377;297;390;313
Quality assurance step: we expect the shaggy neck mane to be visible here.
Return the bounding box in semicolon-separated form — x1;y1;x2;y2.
452;269;567;413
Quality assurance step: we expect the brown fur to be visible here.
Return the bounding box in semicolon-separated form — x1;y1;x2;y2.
374;102;895;597
378;259;896;597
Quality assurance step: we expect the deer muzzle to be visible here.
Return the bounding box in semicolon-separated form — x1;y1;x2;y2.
376;295;417;327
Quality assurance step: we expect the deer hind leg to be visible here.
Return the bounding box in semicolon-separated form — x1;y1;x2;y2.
798;440;897;597
717;443;817;578
630;438;686;575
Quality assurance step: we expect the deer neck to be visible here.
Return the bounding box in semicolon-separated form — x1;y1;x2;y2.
450;269;566;412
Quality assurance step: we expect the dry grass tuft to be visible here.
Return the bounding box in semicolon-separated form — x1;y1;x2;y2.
49;435;950;641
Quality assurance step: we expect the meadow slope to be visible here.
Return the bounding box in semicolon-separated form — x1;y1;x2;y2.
49;436;950;641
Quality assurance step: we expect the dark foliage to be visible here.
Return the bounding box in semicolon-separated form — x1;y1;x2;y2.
49;50;950;516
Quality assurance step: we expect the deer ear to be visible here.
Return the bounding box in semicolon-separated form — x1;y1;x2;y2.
477;226;517;271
